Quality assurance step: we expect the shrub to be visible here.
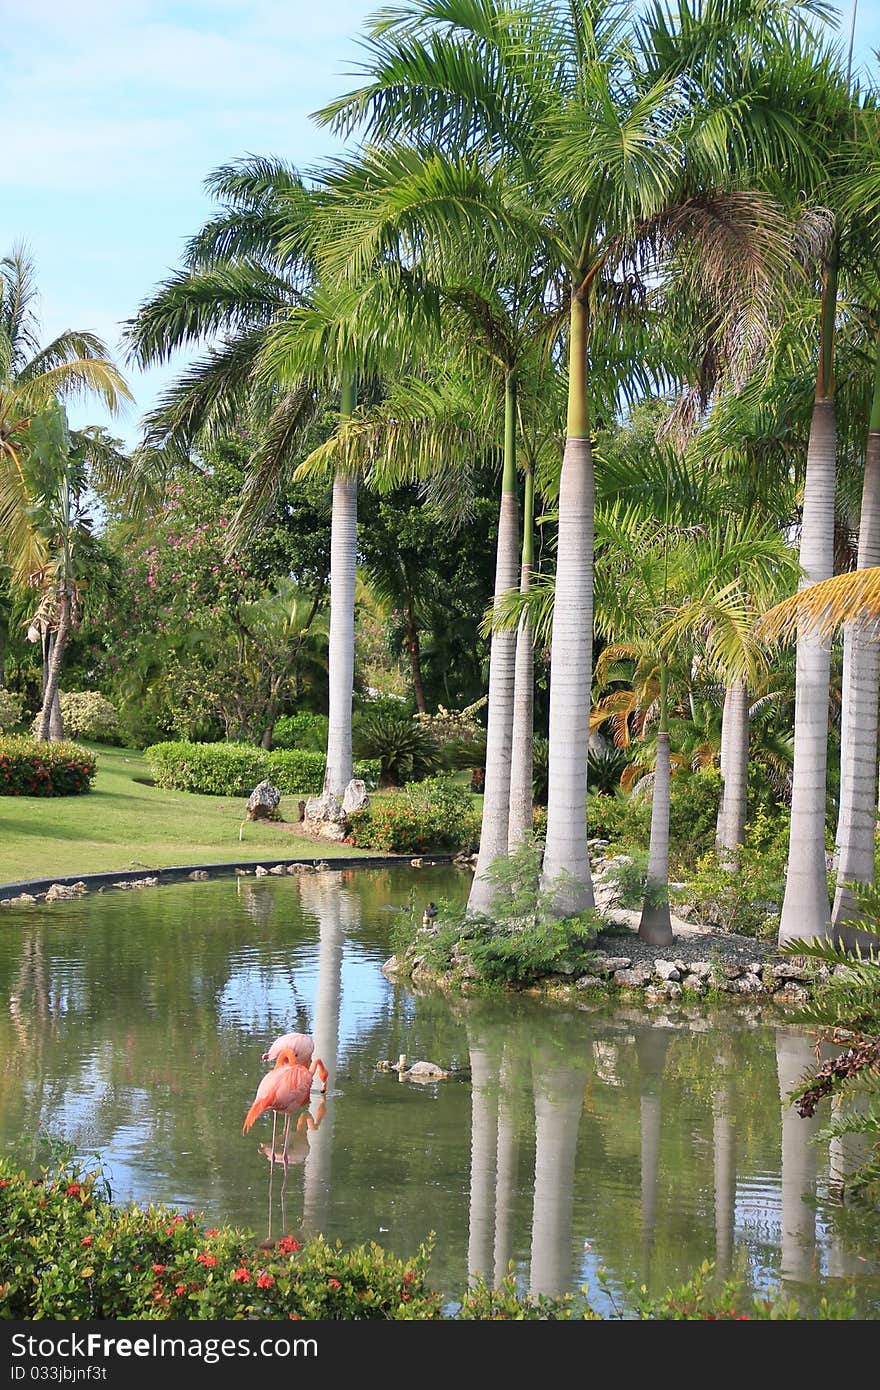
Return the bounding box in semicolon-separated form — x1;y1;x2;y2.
416;699;487;772
145;741;325;797
353;708;442;787
61;691;122;744
672;805;789;936
347;775;480;852
0;737;96;797
117;704;168;751
0;689;25;733
271;712;329;752
532;735;549;805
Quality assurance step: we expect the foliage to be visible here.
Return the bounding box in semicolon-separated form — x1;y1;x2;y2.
38;691;121;744
0;1155;441;1320
347;775;480;853
271;712;329;752
0;688;24;732
587;743;631;795
586;789;651;847
417;699;488;771
405;844;600;988
0;736;96;796
0;1157;844;1320
352;707;443;787
145;741;325;797
532;734;549;805
673;805;789;936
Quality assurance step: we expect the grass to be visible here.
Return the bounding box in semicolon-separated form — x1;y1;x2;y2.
0;743;381;885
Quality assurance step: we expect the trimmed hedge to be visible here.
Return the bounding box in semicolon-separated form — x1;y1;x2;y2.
144;741;381;798
0;737;97;797
0;1157;849;1319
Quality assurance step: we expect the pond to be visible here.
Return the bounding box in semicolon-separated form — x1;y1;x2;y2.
2;864;879;1316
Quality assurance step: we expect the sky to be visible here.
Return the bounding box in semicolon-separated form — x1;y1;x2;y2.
3;0;880;448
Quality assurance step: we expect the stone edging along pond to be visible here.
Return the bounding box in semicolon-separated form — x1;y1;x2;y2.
0;853;456;905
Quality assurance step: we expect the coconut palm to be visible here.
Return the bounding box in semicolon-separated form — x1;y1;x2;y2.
0;248;132;737
124;159;368;800
313;0;833;915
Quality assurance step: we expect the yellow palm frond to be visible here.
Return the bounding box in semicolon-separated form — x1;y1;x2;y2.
758;568;880;644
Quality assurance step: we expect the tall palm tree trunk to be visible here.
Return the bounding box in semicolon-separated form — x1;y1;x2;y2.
37;592;71;742
405;602;428;715
715;681;750;870
468;374;520;914
540;295;594;914
323;375;357;799
639;662;673;944
508;461;535;851
779;261;838;944
832;343;880;947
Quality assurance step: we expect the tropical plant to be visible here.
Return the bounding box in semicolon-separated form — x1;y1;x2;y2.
352;707;442;787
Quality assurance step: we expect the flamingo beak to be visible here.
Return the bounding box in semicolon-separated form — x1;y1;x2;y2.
261;1052;270;1062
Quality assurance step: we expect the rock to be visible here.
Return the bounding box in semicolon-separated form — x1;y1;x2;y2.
644;986;668;1004
45;883;79;902
342;779;369;815
2;893;36;906
316;861;330;872
403;1060;450;1081
188;870;209;881
614;965;653;988
721;963;743;980
735;974;766;995
303;792;348;842
771;962;810;981
235;868;253;876
687;961;713;979
589;954;633;976
269;865;285;875
681;974;706;995
255;866;269;878
380;957;400;977
665;982;683;1001
411;858;424;868
654;959;681;982
575;974;604;991
375;1059;392;1071
747;961;764;975
245;781;282;822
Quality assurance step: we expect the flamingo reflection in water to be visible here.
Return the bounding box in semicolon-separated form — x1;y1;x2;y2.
243;1046;328;1170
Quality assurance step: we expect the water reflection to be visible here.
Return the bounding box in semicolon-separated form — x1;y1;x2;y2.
1;871;879;1315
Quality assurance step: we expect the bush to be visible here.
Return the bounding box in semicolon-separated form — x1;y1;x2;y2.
30;691;121;745
117;704;168;751
353;708;442;787
0;737;96;797
146;741;325;797
271;712;329;752
0;689;25;733
347;775;481;852
61;691;122;744
672;805;789;936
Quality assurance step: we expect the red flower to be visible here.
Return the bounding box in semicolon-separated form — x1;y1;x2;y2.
402;1292;411;1302
232;1267;250;1284
151;1263;166;1275
175;1285;186;1297
256;1273;274;1289
276;1236;300;1254
80;1236;93;1247
328;1279;341;1290
66;1182;82;1197
204;1228;219;1237
197;1253;217;1268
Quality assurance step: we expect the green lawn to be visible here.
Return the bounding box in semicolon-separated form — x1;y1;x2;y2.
0;744;379;885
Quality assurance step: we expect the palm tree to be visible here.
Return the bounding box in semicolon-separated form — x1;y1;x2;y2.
0;248;132;737
314;0;830;916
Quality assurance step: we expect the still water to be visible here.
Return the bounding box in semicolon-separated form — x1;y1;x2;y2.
2;865;879;1314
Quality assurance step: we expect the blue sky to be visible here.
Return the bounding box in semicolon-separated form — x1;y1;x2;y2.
3;0;880;448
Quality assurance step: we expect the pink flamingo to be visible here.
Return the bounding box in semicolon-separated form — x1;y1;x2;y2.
243;1046;328;1167
261;1030;314;1065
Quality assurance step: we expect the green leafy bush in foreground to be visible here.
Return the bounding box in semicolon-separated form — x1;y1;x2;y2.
0;737;97;796
0;1156;852;1319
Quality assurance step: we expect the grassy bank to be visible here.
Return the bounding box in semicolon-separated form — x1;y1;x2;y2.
0;743;379;884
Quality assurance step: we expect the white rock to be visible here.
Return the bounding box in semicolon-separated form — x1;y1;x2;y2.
342;778;369;815
255;866;269;877
654;959;681;982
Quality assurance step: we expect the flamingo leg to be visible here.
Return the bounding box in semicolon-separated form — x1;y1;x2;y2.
281;1114;292;1170
270;1111;278;1164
